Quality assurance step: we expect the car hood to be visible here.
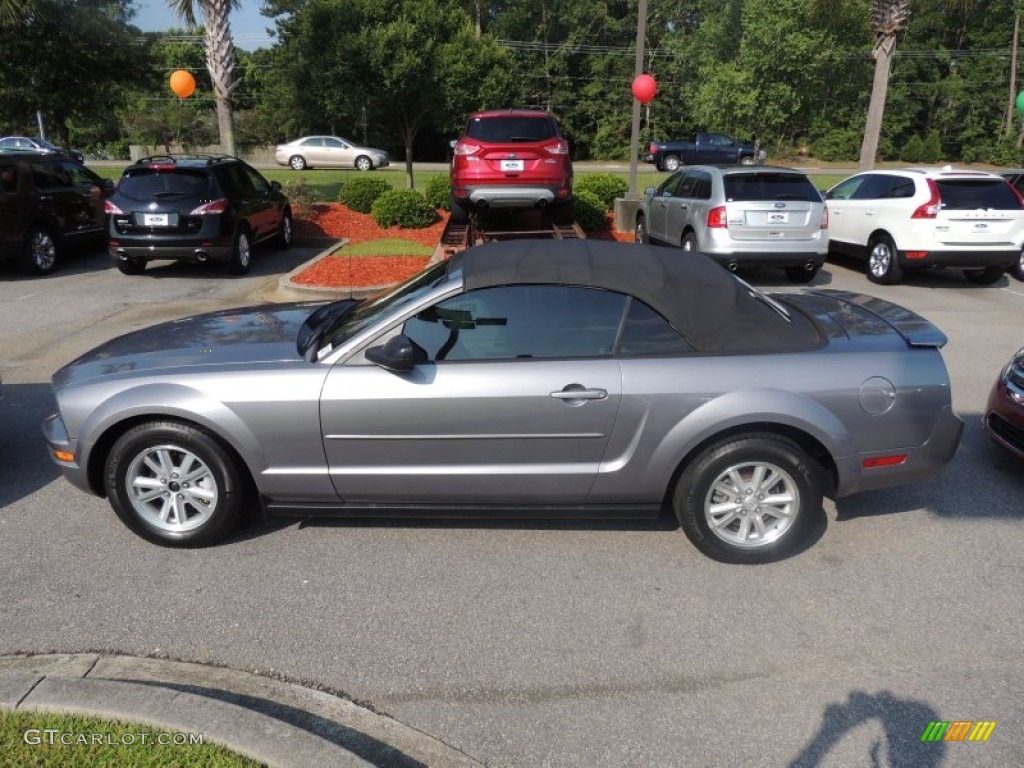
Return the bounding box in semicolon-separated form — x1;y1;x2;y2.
53;302;325;389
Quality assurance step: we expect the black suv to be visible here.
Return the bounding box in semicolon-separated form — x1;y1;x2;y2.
0;151;112;274
105;155;292;275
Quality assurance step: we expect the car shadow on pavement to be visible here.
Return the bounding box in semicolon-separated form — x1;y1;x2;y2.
789;690;945;767
835;411;1023;521
135;247;321;281
825;252;1011;289
0;244;111;281
736;265;835;288
0;383;61;509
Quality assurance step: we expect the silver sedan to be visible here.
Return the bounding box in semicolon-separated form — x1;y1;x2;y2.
273;136;390;171
43;241;962;563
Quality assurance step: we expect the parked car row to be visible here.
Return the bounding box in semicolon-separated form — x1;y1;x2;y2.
636;164;1024;285
1;150;292;276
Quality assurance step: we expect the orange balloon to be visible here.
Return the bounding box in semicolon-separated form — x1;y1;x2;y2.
169;70;197;99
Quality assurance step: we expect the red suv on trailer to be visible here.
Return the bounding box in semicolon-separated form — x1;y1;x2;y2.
449;109;573;224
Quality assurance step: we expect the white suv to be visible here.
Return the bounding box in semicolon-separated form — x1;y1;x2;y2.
825;167;1024;285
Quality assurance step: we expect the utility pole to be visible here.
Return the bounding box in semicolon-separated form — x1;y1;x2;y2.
627;0;648;200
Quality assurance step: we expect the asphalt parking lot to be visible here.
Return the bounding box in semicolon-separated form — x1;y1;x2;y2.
1;243;1022;767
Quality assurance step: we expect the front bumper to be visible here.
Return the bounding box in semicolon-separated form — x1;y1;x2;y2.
983;379;1024;461
42;412;93;495
833;404;964;497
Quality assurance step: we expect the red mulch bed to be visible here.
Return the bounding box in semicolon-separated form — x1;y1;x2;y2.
291;204;633;288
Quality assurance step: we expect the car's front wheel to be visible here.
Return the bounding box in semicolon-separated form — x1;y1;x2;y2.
635;215;647;243
681;231;698;252
104;421;244;546
355;155;373;171
288;155;307;171
227;227;252;275
21;225;57;274
674;434;822;564
866;234;902;285
739;155;756;166
274;210;293;250
964;266;1004;285
662;155;681;172
1010;248;1024;281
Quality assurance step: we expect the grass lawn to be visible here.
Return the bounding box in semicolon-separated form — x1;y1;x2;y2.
0;710;261;767
340;238;435;256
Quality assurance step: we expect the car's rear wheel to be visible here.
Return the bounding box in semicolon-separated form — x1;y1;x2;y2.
274;210;293;250
116;255;146;275
635;215;647;243
21;225;57;274
355;155;373;171
1010;248;1024;281
288;155;307;170
964;266;1004;285
674;434;822;564
739;155;756;166
227;227;252;275
662;155;681;172
866;234;902;285
785;265;819;283
681;231;698;252
104;421;244;547
450;194;470;225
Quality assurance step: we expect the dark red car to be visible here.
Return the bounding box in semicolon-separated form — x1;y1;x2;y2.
983;347;1024;461
449;109;573;224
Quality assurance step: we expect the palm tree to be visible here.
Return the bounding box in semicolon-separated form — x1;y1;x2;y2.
0;0;30;25
166;0;240;156
859;0;911;169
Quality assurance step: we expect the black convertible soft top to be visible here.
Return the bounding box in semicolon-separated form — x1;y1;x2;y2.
448;239;822;354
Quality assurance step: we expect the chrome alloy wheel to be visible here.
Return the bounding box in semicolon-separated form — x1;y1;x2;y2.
30;230;57;271
125;444;219;533
237;231;251;267
703;461;799;548
868;241;893;279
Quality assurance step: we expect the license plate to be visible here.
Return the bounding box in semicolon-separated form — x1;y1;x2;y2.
500;159;524;172
768;212;789;223
144;213;170;226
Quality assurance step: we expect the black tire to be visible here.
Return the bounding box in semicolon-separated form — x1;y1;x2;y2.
681;231;698;252
635;214;648;244
227;227;252;275
866;234;902;285
674;433;823;564
104;421;244;547
662;154;681;172
450;194;470;225
355;155;373;171
289;155;307;171
739;155;756;166
551;200;574;226
116;256;146;275
274;209;293;250
785;265;819;283
20;225;57;274
1010;248;1024;281
964;266;1004;285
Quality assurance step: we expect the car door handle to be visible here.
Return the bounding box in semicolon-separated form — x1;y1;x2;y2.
550;386;608;401
866;210;875;216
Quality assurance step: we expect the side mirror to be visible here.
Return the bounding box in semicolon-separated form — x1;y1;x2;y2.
365;334;416;373
270;180;282;192
644;186;655;196
449;139;458;149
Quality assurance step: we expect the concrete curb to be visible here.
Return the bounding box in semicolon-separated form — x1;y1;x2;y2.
0;654;484;768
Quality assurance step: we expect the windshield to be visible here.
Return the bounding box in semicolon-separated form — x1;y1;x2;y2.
316;260;451;359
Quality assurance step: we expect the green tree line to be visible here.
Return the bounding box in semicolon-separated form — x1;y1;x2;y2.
2;0;1024;167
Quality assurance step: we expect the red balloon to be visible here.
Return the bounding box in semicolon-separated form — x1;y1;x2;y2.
632;74;657;104
169;70;197;99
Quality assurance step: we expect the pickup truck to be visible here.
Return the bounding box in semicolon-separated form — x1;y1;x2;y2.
645;131;760;171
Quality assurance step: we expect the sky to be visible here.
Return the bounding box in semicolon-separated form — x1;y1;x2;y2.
132;0;278;50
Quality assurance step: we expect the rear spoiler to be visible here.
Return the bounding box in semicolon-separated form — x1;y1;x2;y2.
808;289;948;348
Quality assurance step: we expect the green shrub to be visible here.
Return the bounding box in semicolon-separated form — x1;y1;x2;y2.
574;173;628;210
920;131;942;163
901;135;925;163
424;174;451;210
371;188;438;228
812;127;862;162
572;190;609;232
280;178;318;215
338;176;392;213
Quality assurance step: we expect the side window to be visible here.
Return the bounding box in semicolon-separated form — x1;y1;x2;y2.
0;163;17;192
324;138;345;149
855;175;892;200
218;164;254;197
617;299;693;356
826;176;866;201
31;161;70;189
690;172;712;200
674;172;698;198
243;164;270;193
708;133;732;146
658;172;682;197
61;161;100;188
403;285;628;362
302;137;324;147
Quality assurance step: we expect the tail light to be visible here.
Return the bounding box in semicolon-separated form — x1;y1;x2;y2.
910;178;941;219
820;205;828;229
707;205;727;228
453;141;481;156
148;163;176;171
104;200;123;215
649;142;657;154
190;198;228;215
545;139;569;155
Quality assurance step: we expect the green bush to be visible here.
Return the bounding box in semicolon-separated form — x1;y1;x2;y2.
963;140;1024;166
280;178;318;214
572;190;609;232
371;188;438;228
338;176;392;213
424;174;451;210
812;127;862;162
574;173;628;210
901;135;925;163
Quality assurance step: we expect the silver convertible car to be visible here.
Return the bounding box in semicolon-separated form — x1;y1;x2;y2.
44;241;963;563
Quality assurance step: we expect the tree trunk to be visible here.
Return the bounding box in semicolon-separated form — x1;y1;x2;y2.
1007;13;1020;140
202;0;237;156
859;34;896;170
